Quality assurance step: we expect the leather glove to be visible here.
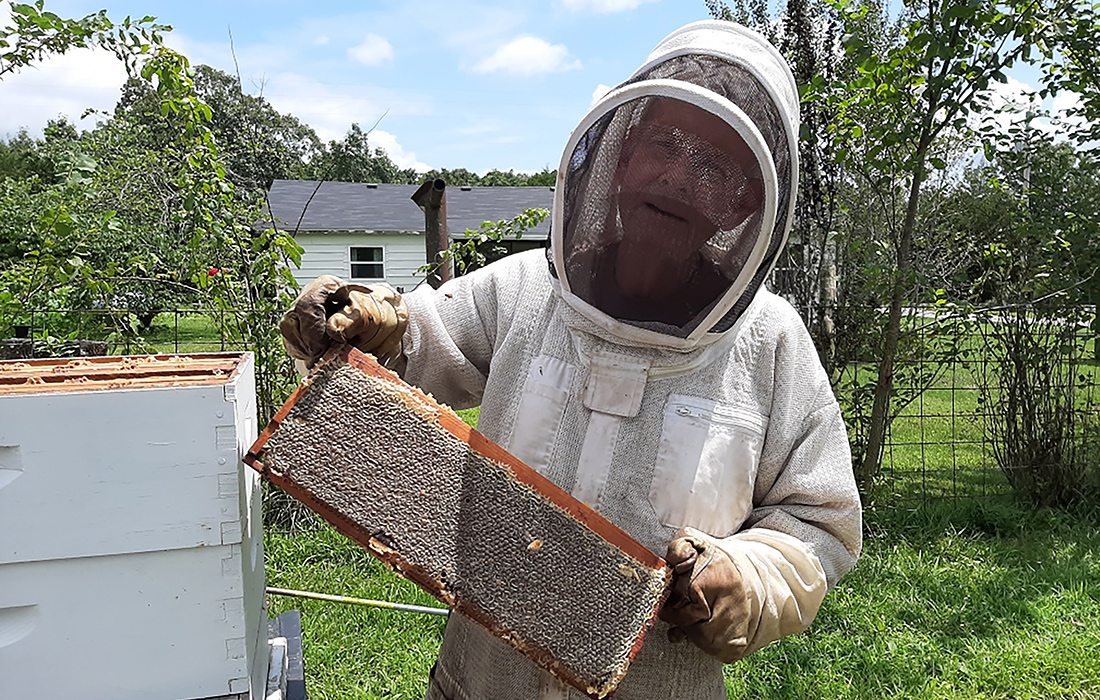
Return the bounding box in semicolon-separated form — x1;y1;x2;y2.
324;283;409;367
659;528;751;662
280;275;345;366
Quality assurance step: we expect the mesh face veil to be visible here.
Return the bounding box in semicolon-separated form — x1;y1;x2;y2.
551;21;800;349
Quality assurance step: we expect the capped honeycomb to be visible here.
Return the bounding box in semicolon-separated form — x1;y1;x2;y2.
246;346;669;698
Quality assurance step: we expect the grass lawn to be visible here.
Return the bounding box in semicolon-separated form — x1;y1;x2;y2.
140;311;248;354
265;494;1100;699
726;501;1100;699
848;359;1099;502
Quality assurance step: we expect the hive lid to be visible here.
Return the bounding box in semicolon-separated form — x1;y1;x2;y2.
0;353;252;396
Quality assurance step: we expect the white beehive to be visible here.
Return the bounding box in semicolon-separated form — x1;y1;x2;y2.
0;353;267;700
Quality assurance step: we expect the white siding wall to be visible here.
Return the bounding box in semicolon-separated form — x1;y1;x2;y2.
291;233;429;293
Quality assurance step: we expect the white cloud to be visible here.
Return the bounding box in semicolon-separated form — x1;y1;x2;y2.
976;77;1091;141
348;34;394;66
474;36;581;76
0;47;128;138
313;35;331;46
261;71;429;138
561;0;658;13
590;83;612;106
367;129;432;172
985;76;1043;117
1050;90;1088;132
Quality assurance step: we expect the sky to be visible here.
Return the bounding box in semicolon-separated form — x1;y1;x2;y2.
0;0;719;174
0;0;1082;175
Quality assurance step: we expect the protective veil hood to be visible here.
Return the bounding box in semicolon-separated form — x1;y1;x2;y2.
551;21;800;350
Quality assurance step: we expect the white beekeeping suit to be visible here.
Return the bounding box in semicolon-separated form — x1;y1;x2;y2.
280;19;862;700
398;21;862;700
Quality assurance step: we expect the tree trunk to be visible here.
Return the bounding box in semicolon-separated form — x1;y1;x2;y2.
856;137;931;490
822;257;838;379
1092;286;1099;361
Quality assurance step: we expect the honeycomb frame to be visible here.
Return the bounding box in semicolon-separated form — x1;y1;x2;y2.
246;346;670;698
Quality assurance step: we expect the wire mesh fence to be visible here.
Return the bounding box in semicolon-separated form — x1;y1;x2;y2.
2;307;262;353
3;303;1097;505
811;301;1097;505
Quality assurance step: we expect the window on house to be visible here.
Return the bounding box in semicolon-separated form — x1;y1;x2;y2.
350;246;384;279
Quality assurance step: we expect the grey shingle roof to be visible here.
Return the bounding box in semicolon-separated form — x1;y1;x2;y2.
264;180;553;238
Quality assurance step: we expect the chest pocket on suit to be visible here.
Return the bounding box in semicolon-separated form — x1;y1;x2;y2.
649;395;767;538
507;355;576;475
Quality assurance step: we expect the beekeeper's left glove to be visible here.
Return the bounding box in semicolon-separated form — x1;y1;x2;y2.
659;527;751;662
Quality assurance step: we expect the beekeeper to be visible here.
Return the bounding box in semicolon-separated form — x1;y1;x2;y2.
280;20;862;700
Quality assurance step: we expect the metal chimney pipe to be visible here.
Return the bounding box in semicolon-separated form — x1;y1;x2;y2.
411;178;449;289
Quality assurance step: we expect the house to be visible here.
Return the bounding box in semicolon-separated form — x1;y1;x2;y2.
265;180;553;292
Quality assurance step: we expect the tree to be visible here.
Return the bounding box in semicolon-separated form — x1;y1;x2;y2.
114;65;323;192
0;3;301;425
964;133;1100;505
0;129;49;181
477;167;557;187
811;0;1078;490
0;1;166;79
307;123;417;184
706;0;848;373
1040;0;1100;147
417;166;557;187
522;167;557;186
1038;2;1100;353
193;65;322;189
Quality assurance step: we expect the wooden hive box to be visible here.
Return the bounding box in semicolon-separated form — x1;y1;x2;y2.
0;353;267;700
246;346;670;698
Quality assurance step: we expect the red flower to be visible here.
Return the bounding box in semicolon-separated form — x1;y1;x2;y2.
207;267;220;277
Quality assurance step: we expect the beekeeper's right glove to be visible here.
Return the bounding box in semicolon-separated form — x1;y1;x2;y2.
280;277;409;369
324;283;409;368
280;274;345;367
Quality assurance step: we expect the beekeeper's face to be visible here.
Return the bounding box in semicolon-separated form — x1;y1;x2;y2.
553;28;798;346
609;98;764;301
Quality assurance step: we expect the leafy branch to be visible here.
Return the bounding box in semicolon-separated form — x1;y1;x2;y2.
418;207;549;281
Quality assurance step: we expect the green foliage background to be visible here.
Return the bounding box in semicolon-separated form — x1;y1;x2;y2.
0;1;1098;696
